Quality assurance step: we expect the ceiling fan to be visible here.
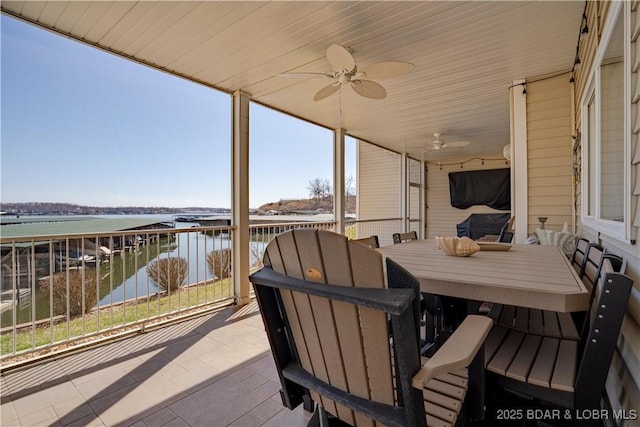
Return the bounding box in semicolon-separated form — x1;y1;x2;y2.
279;44;414;101
423;133;471;152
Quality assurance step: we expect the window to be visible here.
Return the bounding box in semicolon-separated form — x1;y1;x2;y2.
581;6;629;241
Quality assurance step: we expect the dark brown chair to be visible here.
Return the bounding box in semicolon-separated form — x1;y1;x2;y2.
352;235;380;248
392;231;418;244
497;217;515;243
250;229;493;427
570;237;591;273
484;272;634;426
487;244;619;341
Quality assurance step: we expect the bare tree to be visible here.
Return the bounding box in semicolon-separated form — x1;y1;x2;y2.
345;175;355;197
307;178;331;201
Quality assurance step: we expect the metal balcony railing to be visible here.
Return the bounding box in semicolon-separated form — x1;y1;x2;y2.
0;217;405;364
0;225;235;362
346;218;404;247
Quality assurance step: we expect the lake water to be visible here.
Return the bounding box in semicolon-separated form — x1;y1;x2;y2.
1;215;259;326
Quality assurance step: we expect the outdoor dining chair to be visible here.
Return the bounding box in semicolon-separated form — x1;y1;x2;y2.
392;231;418;244
484;271;634;426
352;235;380;248
497;217;515;243
391;230;454;355
250;229;493;427
487;246;621;341
391;230;467;356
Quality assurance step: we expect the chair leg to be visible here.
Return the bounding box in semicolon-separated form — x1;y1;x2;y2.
307;406;353;427
467;347;486;421
303;395;315;413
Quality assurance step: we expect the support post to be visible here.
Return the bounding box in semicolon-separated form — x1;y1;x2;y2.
232;90;251;305
510;80;528;243
334;129;346;235
400;153;409;232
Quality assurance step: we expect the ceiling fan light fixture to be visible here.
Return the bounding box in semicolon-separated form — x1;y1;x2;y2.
503;144;512;161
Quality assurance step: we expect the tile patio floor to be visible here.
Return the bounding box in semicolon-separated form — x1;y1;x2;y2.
0;302;312;427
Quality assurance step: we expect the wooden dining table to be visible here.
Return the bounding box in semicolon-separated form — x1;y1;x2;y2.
378;239;590;313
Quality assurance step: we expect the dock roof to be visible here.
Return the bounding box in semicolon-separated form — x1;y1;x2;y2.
0;217;172;240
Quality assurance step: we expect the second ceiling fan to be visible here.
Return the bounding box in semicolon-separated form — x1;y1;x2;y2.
424;133;471;152
280;44;414;101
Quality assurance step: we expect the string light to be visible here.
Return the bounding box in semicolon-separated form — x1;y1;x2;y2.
570;1;589;83
580;13;589;38
427;157;506;169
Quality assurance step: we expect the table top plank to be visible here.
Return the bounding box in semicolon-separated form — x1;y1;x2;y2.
378;240;589;312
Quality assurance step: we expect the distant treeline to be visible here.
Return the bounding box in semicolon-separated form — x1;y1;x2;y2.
1;202;230;216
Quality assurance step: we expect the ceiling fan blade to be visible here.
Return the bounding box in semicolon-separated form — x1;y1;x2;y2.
444;141;471;148
361;61;415;79
351;80;387;99
313;83;340;101
279;72;333;79
326;44;356;72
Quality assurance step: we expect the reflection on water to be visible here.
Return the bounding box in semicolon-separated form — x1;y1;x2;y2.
99;226;230;305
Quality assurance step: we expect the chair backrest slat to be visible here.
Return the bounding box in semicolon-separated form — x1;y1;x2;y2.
581;243;604;288
570;238;590;275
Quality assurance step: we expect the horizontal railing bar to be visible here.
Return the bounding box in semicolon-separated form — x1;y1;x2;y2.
0;225;236;244
346;218;403;224
248;221;336;229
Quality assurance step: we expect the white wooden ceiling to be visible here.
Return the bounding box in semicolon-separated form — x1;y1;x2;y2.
1;1;584;160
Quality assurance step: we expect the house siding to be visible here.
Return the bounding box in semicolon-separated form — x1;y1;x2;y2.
526;74;574;235
574;2;640;422
356;141;402;247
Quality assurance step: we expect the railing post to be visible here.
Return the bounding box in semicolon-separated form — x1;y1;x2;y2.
334;128;346;236
232;90;251;305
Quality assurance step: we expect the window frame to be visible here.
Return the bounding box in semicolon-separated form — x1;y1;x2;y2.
580;1;631;242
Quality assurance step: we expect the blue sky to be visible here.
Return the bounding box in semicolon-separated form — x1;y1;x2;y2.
1;16;355;209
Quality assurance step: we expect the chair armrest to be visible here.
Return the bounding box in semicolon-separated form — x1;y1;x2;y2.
412;315;492;388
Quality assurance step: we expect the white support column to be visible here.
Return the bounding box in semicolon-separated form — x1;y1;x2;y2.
400;153;408;232
510;80;528;243
334;128;346;235
232;90;251;305
420;160;426;239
